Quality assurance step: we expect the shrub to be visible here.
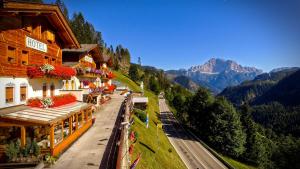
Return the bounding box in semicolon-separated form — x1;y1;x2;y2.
5;139;20;161
134;108;147;122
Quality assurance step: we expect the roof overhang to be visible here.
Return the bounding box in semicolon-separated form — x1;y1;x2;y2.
0;0;80;48
63;44;109;63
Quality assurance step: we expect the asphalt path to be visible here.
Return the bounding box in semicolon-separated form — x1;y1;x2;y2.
159;98;227;169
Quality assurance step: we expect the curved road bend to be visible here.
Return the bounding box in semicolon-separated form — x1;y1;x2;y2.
159;98;227;169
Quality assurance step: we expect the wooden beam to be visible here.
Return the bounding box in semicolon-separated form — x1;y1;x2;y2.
61;121;64;140
50;125;54;150
20;126;26;147
75;113;78;130
69;116;72;135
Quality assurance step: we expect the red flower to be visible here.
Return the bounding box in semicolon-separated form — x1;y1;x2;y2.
27;94;77;108
27;65;76;79
51;94;77;107
107;72;115;79
49;65;76;79
107;84;116;91
27;98;42;107
27;66;45;78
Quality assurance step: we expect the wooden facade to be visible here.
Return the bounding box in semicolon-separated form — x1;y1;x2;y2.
0;102;94;157
0;1;80;109
0;1;79;78
0;1;95;161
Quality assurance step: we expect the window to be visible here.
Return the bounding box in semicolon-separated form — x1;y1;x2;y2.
20;86;27;101
50;84;55;97
65;80;69;90
44;56;49;64
7;46;16;63
22;18;32;33
51;58;56;65
33;24;41;39
43;83;47;97
6;87;14;103
46;30;55;42
71;80;75;90
21;51;28;65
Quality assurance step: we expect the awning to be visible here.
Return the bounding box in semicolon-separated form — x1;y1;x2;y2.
0;102;92;125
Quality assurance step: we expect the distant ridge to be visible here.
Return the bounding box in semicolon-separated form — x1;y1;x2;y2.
166;58;262;94
219;67;300;105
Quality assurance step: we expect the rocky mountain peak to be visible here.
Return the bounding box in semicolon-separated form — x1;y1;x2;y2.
188;58;262;74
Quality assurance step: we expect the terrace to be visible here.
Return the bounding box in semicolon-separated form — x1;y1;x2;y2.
0;101;94;158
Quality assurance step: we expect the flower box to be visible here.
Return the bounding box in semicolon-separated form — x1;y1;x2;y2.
27;64;76;79
27;94;77;108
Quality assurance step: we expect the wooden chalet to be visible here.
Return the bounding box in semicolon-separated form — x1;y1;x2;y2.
62;44;114;104
0;1;94;161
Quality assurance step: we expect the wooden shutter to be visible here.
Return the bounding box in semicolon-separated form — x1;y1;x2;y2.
44;56;49;64
43;84;47;97
7;46;16;63
20;86;27;101
71;80;75;90
50;84;55;97
6;87;14;103
21;51;28;65
46;30;55;42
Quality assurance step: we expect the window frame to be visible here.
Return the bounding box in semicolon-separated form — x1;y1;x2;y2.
20;85;27;102
7;46;17;64
21;50;29;66
5;86;14;104
42;83;47;97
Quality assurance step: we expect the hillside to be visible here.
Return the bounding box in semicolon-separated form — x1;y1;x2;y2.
253;69;300;106
114;71;187;169
166;58;262;94
219;68;299;105
173;75;199;92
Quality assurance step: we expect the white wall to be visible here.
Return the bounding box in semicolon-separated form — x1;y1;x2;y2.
0;77;63;109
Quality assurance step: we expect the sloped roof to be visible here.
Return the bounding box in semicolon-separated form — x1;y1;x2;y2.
62;44;98;53
63;44;111;63
0;0;80;48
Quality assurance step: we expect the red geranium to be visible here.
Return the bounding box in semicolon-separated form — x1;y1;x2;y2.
27;66;45;78
27;65;76;79
51;93;77;107
49;65;76;79
107;72;115;79
27;98;42;107
27;94;77;108
107;84;116;91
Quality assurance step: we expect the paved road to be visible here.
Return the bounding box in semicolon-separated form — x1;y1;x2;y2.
159;98;227;169
51;92;125;169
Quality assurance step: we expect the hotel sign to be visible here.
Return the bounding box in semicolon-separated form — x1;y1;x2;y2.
26;36;47;53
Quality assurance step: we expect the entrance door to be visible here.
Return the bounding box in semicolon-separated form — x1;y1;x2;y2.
43;83;47;97
50;84;55;97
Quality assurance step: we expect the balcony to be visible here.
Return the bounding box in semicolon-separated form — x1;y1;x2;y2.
27;64;76;79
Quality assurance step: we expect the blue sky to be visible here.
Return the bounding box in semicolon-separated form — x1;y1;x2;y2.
48;0;300;72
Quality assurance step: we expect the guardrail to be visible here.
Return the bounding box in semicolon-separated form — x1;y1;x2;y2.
116;94;132;169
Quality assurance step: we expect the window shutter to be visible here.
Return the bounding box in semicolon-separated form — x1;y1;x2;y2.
6;87;14;103
20;86;27;101
21;51;28;65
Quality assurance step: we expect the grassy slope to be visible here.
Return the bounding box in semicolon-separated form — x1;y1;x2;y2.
114;71;187;169
221;156;257;169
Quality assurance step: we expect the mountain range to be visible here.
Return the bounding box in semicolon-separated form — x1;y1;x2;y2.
219;67;300;105
166;58;263;94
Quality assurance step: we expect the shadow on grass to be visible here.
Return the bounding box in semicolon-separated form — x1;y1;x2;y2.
139;141;156;154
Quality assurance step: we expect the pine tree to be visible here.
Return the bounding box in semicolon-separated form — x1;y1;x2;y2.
129;64;139;82
208;97;246;157
55;0;69;20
